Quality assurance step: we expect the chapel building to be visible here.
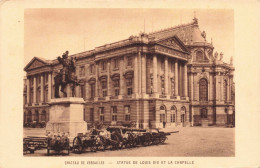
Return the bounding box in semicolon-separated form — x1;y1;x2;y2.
23;17;235;129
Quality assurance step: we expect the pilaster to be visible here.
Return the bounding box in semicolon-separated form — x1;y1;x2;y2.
26;78;30;104
184;63;188;97
48;73;52;101
133;55;138;94
33;76;36;103
40;74;44;102
174;60;179;96
164;57;169;95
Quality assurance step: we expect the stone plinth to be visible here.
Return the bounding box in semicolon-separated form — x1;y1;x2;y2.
46;97;87;137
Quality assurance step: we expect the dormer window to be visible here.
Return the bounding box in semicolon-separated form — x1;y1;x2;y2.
196;51;204;61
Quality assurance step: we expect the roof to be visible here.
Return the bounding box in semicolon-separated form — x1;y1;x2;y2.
148;17;207;45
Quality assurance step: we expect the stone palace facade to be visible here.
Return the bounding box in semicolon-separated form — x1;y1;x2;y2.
23;17;235;129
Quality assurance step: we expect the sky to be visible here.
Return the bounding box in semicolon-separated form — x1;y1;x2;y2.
24;8;234;65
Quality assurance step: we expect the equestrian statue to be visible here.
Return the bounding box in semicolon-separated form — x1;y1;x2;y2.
54;51;82;98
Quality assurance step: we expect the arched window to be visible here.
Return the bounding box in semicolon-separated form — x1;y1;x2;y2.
160;106;166;123
223;80;228;101
35;111;39;122
41;110;46;122
199;78;208;101
170;106;177;123
27;111;32;122
196;51;204;61
201;108;208;118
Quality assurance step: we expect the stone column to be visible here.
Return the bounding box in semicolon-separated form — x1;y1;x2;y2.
95;62;99;98
141;53;146;94
40;74;44;102
164;57;169;95
133;55;138;94
184;63;188;97
48;73;52;101
190;73;193;101
153;54;158;94
138;52;142;94
227;77;231;101
27;78;30;104
119;57;124;96
174;60;179;96
33;76;37;103
107;60;111;96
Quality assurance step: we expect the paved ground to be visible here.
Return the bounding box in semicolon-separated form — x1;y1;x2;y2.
23;127;235;157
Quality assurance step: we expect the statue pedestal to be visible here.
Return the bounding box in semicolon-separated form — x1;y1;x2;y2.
46;97;87;137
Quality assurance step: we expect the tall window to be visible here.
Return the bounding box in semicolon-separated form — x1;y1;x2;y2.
114;80;120;96
79;66;85;77
196;51;204;61
170;106;177;123
90;84;95;98
114;59;119;69
201;108;208;118
99;107;104;122
161;76;165;95
90;64;94;74
124;105;131;121
101;81;107;97
161;60;165;71
35;111;39;122
160;106;166;123
80;85;85;99
101;61;107;71
199;78;208;101
90;108;94;121
224;79;228;101
171;78;175;96
111;106;117;121
126;78;133;95
127;56;132;67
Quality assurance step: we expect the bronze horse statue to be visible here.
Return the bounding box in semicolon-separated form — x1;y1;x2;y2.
54;51;81;98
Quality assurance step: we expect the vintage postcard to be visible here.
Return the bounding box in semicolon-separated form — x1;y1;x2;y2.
0;1;259;168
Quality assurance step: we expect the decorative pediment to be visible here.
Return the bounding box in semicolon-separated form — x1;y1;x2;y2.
156;35;189;53
24;57;49;71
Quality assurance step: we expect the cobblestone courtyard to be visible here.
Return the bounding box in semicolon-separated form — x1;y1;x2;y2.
24;127;235;157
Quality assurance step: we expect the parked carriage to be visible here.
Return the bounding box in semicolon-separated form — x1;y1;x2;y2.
46;134;70;156
23;136;47;154
72;132;104;154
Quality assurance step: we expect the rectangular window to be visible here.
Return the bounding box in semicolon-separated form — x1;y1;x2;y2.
90;84;95;98
102;61;107;71
115;89;119;96
90;108;94;121
79;66;85;77
80;85;85;99
102;90;107;97
111;106;117;121
114;80;119;87
127;88;132;95
126;78;132;86
99;107;104;121
124;105;131;121
90;64;94;74
127;56;132;67
101;81;107;89
114;59;118;69
161;60;165;71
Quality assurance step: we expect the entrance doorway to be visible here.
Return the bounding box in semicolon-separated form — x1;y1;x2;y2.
181;106;186;127
160;106;166;128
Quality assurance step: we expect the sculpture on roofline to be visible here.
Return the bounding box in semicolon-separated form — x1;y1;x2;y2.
219;52;223;61
214;51;218;60
230;56;233;65
54;51;82;98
